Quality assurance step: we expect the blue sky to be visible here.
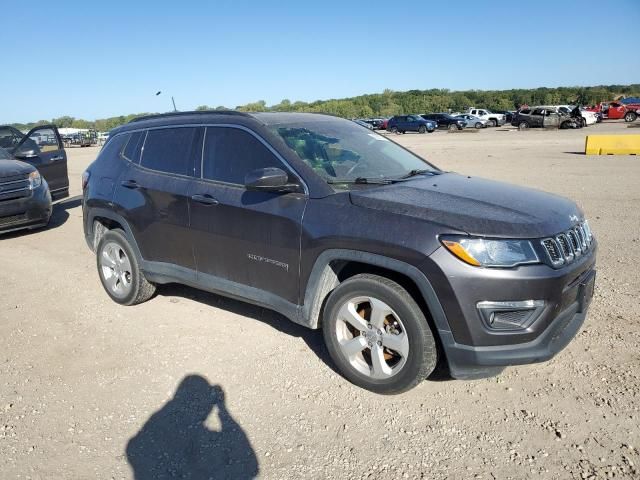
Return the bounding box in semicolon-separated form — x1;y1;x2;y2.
2;0;639;123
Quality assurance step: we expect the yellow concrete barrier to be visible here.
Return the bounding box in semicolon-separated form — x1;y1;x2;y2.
585;135;640;155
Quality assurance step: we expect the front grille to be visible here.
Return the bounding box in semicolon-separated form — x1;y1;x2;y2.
542;221;594;267
0;174;31;202
0;213;27;226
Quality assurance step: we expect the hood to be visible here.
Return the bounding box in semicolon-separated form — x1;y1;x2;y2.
0;159;36;178
349;173;582;238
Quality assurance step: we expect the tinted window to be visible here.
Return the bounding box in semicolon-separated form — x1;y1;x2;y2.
202;127;283;184
122;131;145;163
141;127;198;176
99;134;129;162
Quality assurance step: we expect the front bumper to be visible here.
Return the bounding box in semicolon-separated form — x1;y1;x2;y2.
0;184;52;234
420;242;597;379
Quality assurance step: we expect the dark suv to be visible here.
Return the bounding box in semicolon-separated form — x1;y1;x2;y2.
386;115;436;134
421;113;466;131
0;125;69;234
82;112;597;394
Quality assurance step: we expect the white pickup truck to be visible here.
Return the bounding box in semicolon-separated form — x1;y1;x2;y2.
466;108;506;127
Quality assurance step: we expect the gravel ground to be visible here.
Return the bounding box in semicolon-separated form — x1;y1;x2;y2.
1;121;639;479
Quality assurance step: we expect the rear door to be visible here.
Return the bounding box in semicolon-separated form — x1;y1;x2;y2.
116;126;201;270
14;125;69;198
530;109;545;127
189;126;307;304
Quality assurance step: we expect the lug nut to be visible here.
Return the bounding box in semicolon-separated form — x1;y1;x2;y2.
367;342;373;348
377;329;382;335
377;340;382;346
367;324;372;329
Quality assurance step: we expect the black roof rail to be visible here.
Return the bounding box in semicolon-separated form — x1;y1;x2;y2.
129;110;252;123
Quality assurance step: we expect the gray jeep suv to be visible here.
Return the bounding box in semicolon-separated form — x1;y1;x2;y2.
82;111;596;394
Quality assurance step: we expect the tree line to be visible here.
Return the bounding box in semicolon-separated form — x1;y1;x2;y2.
11;84;640;132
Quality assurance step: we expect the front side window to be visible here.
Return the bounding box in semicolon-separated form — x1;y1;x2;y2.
202;127;283;184
141;127;198;176
268;118;437;183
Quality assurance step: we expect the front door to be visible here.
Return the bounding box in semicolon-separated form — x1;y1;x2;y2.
14;125;69;198
189;126;307;304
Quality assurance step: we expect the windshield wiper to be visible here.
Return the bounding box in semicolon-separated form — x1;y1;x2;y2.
398;169;442;179
326;177;393;185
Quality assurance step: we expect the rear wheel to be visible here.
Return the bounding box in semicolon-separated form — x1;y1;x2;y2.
418;125;426;134
625;111;637;122
518;121;530;131
322;274;437;394
97;230;156;306
488;119;497;127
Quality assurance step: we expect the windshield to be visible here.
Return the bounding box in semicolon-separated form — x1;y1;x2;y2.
268;119;437;183
0;147;12;160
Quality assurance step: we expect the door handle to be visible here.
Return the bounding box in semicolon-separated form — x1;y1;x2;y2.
50;156;64;162
191;194;219;206
121;179;140;189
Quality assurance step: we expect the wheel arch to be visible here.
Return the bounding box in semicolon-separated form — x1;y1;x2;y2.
86;208;143;263
300;250;452;338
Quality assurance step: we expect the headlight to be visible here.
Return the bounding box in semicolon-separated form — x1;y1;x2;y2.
28;170;42;190
441;236;539;267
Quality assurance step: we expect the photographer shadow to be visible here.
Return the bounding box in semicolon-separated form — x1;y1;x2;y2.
126;375;258;479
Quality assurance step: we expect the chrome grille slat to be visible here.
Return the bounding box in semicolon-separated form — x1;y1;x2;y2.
541;221;593;267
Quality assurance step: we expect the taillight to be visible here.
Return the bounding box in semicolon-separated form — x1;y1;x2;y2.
82;170;90;190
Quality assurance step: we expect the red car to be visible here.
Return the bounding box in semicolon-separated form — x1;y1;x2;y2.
586;101;639;122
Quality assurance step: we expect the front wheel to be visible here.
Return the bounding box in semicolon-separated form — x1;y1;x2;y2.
488;119;497;127
518;121;530;131
475;122;482;129
322;274;438;394
418;125;426;134
97;229;156;306
448;123;457;132
625;111;637;122
389;126;399;134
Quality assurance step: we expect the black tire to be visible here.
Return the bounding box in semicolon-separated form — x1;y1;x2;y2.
518;121;529;131
448;123;457;132
322;274;438;394
418;125;426;134
390;126;398;134
488;119;497;127
625;111;637;123
96;229;156;306
474;122;482;129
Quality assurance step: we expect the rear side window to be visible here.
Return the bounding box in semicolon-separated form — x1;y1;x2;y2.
100;134;129;162
202;127;283;185
141;127;198;176
121;131;145;163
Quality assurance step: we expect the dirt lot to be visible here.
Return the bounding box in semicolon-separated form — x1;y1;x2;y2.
1;121;639;479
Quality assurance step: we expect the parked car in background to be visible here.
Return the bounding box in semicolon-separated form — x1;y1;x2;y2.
585;102;639;122
490;110;515;123
467;108;506;127
511;108;579;130
453;114;488;129
421;113;465;131
387;115;436;134
353;119;374;130
0;146;53;235
0;125;69;200
553;106;598;126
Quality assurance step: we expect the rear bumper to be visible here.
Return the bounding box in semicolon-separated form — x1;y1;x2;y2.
0;185;52;234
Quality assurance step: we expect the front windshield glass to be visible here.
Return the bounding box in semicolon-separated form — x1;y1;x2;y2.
0;147;12;160
268;119;437;183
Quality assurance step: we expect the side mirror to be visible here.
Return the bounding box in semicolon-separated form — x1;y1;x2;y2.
14;150;38;159
245;167;300;193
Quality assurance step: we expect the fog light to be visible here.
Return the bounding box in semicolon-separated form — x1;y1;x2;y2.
477;300;545;331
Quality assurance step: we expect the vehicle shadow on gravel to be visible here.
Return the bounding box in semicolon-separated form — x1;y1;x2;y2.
157;284;340;375
126;375;259;479
156;284;453;382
